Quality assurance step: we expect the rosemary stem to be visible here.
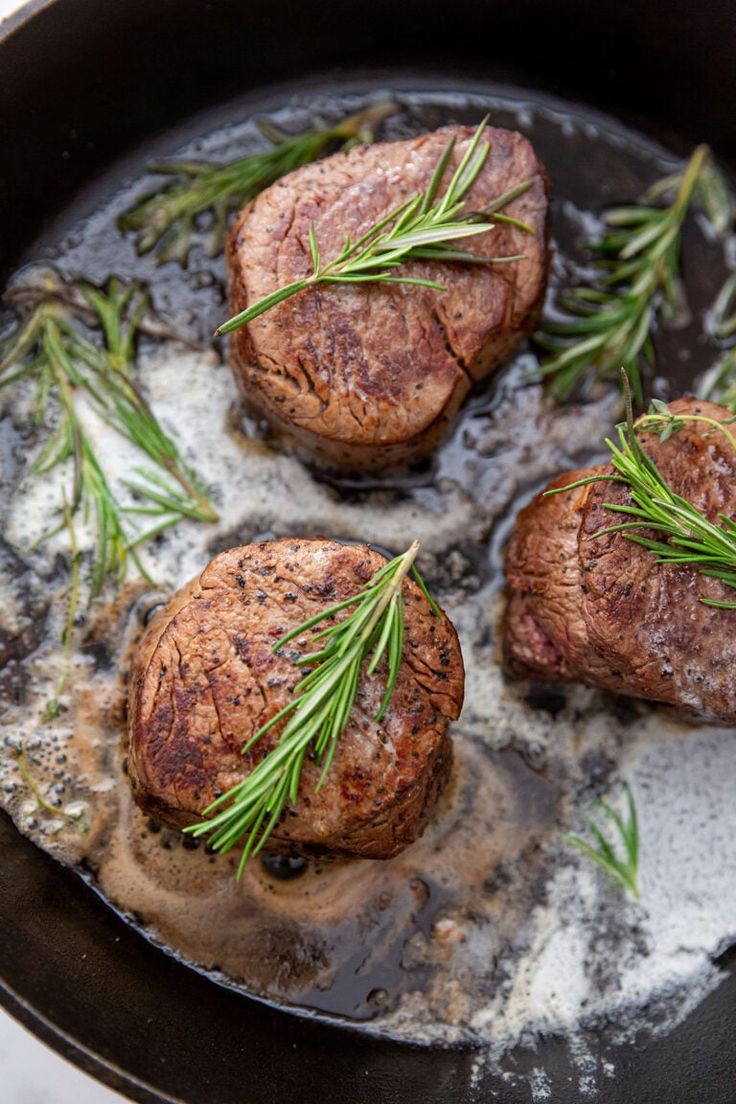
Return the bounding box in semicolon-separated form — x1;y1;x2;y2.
216;278;310;334
360;540;420;643
636;412;736;452
673;144;709;218
51;358;85;509
16;748;62;816
331;103;396;141
57;495;81;698
160;457;218;523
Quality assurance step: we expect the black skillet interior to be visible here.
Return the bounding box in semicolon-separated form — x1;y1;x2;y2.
1;1;736;1102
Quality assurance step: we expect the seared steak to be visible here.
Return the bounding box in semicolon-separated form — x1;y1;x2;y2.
227;125;549;468
128;539;464;859
505;398;736;724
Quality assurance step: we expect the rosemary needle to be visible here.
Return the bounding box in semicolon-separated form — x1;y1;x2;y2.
535;144;730;403
119;104;395;265
216;117;531;336
699;272;736;413
700;346;736;413
184;541;441;877
563;783;640;899
547;374;736;608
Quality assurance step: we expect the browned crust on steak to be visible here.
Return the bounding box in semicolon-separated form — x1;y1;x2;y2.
128;539;464;859
505;398;736;723
226;125;549;469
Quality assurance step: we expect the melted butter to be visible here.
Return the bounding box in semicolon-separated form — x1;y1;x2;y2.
1;88;735;1068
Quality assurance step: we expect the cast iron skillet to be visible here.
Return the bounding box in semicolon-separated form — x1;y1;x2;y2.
1;2;735;1101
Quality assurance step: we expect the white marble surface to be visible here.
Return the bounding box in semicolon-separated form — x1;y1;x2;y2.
0;1011;127;1103
1;8;128;1102
0;0;28;22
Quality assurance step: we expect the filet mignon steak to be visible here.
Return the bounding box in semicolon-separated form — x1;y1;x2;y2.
226;124;549;469
504;398;736;724
128;538;465;859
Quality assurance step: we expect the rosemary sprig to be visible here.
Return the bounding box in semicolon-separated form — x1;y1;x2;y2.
535;145;730;402
700;346;736;413
2;274;218;542
711;271;736;341
15;742;84;823
563;783;640;899
635;396;736;450
42;494;81;719
644;153;734;237
547;376;736;609
700;272;736;412
1;271;218;696
216;117;530;336
184;541;440;876
119;104;395;265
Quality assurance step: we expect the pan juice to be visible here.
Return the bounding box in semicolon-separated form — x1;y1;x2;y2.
1;81;734;1089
